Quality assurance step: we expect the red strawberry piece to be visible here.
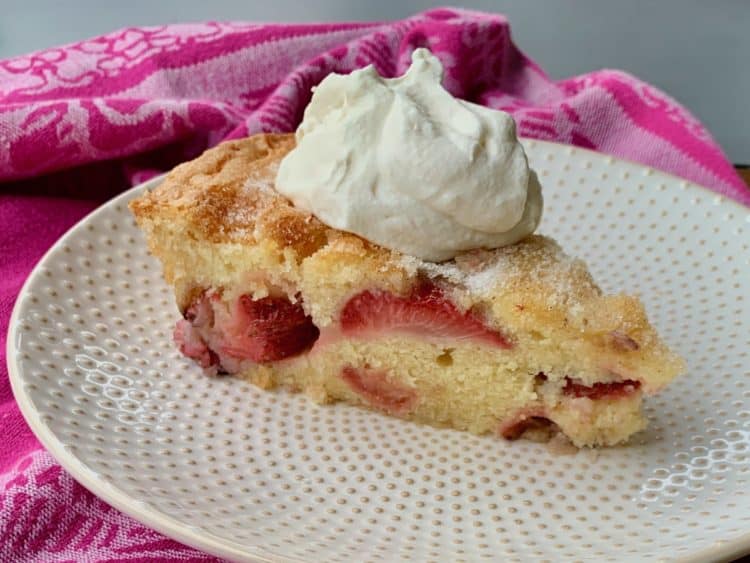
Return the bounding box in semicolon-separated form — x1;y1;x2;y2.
341;365;417;415
340;282;512;348
498;408;554;440
562;377;641;400
174;319;217;369
221;294;319;363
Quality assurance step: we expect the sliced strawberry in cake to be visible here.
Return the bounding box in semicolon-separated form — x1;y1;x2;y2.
221;294;319;362
341;365;418;415
174;290;319;375
340;282;513;348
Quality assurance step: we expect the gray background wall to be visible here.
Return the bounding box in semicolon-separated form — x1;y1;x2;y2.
1;0;746;162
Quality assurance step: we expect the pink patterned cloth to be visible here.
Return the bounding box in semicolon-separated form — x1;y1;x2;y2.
0;7;747;562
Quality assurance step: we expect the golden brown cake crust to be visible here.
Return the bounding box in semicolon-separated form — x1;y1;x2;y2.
130;134;329;258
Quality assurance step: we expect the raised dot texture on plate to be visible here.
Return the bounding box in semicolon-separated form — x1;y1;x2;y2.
7;140;750;562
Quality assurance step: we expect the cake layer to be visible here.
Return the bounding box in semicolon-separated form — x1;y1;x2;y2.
237;337;645;448
174;288;646;446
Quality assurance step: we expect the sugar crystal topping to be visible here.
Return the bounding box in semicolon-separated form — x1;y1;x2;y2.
399;236;596;310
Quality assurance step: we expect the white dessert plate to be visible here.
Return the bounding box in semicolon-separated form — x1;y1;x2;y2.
7;140;750;562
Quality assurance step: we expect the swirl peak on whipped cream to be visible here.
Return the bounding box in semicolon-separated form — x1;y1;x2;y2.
275;48;543;262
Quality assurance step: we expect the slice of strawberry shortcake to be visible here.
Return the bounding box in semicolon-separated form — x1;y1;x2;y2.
130;133;683;447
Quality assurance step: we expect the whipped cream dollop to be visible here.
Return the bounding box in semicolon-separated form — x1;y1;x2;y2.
275;48;543;262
